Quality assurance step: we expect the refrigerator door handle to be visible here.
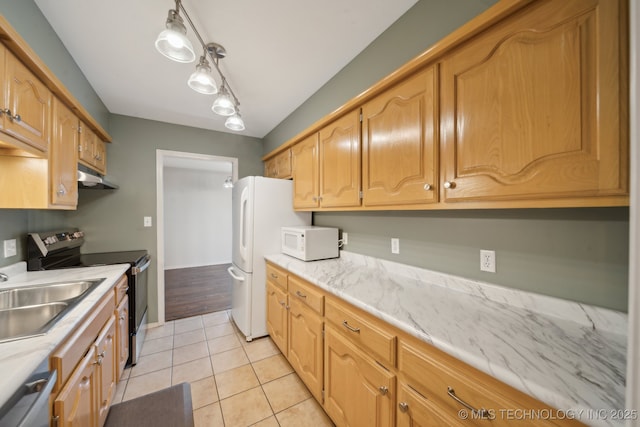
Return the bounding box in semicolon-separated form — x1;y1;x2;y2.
227;266;245;281
239;186;249;263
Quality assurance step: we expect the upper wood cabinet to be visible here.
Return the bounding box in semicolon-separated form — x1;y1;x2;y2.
440;0;627;205
292;133;320;209
362;66;438;208
265;0;628;211
319;109;361;208
264;148;292;179
0;45;51;153
50;97;79;207
79;124;107;175
292;110;361;210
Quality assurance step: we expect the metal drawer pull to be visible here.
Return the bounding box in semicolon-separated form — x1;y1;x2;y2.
270;273;278;279
447;387;490;419
295;290;307;299
398;402;409;413
342;320;360;333
378;386;388;395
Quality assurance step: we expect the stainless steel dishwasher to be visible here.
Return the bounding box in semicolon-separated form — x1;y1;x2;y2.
0;356;57;427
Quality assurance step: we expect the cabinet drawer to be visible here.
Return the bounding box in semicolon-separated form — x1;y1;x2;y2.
266;262;288;290
325;297;396;367
114;275;128;305
288;274;323;315
398;339;580;427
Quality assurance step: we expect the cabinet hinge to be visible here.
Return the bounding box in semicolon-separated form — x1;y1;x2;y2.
359;112;363;122
359;191;363;199
322;389;325;403
52;415;60;427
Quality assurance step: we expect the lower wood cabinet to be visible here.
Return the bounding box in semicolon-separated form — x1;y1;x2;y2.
53;346;99;427
324;325;395;427
51;275;128;427
266;281;289;356
265;262;586;427
287;280;324;402
115;295;129;380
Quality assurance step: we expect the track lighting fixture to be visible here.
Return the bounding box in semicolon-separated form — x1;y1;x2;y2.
156;0;245;131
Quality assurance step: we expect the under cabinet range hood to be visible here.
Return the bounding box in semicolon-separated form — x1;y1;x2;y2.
77;165;118;189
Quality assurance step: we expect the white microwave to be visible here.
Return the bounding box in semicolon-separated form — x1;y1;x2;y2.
281;226;339;261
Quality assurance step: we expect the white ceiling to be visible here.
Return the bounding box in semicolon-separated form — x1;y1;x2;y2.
34;0;418;139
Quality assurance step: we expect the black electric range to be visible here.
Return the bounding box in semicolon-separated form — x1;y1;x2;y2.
26;230;150;366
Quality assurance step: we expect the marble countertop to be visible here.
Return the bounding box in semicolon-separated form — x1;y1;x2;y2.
265;251;628;427
0;262;129;409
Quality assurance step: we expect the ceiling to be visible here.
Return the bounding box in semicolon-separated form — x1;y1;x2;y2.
34;0;418;139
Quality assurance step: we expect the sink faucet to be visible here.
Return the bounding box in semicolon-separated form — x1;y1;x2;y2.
0;272;8;282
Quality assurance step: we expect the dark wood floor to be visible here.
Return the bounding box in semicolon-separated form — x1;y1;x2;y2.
164;264;232;321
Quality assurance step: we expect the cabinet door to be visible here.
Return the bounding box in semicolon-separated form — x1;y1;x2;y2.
266;282;288;356
292;134;320;209
318;110;361;208
324;325;395;427
95;315;117;427
275;149;292;179
264;157;277;178
397;382;465;427
50;97;79;207
54;346;98;427
93;139;107;175
362;67;438;207
288;297;323;402
3;49;51;152
116;295;130;380
440;0;627;204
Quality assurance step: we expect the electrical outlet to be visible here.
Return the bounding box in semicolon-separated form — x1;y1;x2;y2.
391;238;400;254
144;216;153;227
3;239;17;258
342;232;348;245
480;249;496;273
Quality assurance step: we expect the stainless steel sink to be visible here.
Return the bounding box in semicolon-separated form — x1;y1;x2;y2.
0;302;69;342
0;278;105;343
0;279;103;309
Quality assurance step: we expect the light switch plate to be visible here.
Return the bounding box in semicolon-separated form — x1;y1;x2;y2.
3;239;17;258
391;238;400;254
144;216;153;227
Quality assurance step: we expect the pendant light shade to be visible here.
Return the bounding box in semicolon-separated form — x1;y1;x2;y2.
188;56;218;94
156;1;245;131
212;84;236;116
225;112;245;131
155;9;196;63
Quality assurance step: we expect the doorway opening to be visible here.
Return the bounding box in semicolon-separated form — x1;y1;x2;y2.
156;150;238;324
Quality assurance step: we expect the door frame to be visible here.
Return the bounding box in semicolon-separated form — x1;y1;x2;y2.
155;149;238;326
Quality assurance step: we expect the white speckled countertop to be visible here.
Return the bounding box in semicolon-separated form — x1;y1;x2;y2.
0;262;129;410
265;251;628;427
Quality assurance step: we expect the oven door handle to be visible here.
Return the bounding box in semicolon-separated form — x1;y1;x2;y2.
132;255;151;275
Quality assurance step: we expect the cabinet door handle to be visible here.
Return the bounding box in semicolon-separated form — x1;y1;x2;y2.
378;386;388;395
270;273;279;279
2;109;21;122
295;290;307;299
443;181;456;189
342;320;360;333
423;183;432;191
447;387;490;419
398;402;409;413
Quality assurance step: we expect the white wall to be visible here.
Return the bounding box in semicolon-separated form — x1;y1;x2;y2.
163;167;232;269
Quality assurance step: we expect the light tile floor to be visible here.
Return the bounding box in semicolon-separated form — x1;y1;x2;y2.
113;310;334;427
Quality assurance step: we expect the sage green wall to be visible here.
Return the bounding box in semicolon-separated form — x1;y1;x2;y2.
262;0;630;312
65;115;264;322
314;209;629;312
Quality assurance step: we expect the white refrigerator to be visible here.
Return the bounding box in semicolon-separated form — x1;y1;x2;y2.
227;176;311;341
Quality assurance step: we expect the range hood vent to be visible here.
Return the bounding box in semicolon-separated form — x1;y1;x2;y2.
77;166;118;190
